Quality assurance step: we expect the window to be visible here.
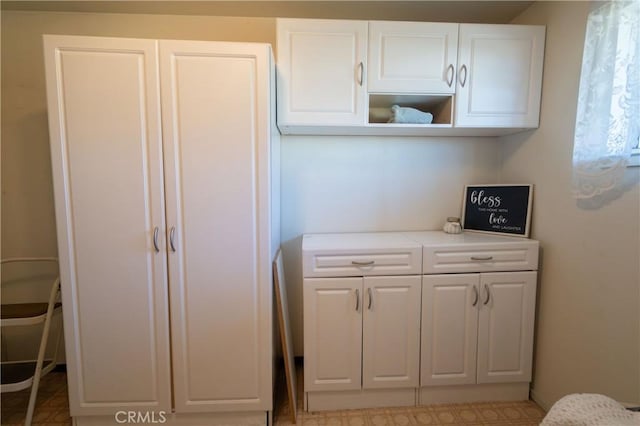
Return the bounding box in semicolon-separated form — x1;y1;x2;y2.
572;1;639;198
631;136;640;167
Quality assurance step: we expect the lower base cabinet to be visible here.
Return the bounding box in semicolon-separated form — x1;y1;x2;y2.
302;232;539;411
421;272;537;386
304;276;422;393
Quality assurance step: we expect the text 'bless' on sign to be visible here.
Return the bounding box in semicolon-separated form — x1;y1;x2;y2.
462;184;533;238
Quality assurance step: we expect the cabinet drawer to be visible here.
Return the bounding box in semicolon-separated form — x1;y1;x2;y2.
303;233;422;277
304;249;422;277
423;244;538;273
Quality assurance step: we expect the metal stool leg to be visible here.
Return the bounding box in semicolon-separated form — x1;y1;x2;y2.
24;278;60;426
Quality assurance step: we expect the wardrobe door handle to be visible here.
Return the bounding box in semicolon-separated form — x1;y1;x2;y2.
459;64;468;87
355;289;360;311
357;62;364;86
153;227;160;252
472;285;479;307
446;64;454;87
169;227;176;252
367;288;373;310
483;284;491;305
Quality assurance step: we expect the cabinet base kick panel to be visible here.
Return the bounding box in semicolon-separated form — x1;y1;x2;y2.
73;412;268;426
419;383;530;405
307;388;416;411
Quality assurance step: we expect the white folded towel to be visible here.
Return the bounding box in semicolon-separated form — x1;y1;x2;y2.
388;105;433;124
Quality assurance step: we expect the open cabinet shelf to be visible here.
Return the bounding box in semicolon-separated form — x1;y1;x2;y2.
369;94;453;126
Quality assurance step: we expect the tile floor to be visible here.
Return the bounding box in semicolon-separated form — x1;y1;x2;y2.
272;361;546;425
1;371;70;425
1;365;546;425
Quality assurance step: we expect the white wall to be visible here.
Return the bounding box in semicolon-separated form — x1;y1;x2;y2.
280;136;502;354
503;1;640;409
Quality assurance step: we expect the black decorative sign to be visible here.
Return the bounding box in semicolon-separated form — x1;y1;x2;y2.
462;184;533;237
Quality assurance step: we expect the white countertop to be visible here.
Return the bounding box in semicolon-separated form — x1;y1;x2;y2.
303;230;538;251
401;230;539;247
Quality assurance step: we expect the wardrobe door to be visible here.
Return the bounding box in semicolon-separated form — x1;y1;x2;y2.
160;40;272;412
43;35;171;415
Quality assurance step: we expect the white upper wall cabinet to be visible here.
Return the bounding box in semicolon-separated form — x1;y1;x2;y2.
368;21;459;94
276;18;545;136
455;24;546;128
276;18;368;128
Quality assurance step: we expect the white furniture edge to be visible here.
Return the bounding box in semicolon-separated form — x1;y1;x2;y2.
277;124;531;137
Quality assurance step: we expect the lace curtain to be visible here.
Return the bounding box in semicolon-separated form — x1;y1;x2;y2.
572;0;639;199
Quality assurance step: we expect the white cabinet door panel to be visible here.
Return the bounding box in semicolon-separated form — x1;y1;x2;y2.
455;24;545;127
44;36;171;415
363;276;421;389
421;274;479;386
160;40;272;412
368;21;458;93
277;19;368;126
304;278;363;392
477;271;537;383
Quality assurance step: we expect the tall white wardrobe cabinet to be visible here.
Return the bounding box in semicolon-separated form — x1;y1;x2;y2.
43;35;280;425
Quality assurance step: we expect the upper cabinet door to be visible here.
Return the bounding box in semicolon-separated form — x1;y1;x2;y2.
159;40;273;412
43;35;171;415
368;21;459;94
277;19;368;127
455;24;545;128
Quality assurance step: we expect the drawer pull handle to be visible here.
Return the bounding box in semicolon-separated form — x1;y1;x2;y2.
472;285;479;307
352;260;375;266
367;288;373;310
484;284;491;305
471;256;493;261
355;289;360;311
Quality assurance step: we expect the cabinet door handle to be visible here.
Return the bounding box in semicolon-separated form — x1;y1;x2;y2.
367;288;373;310
169;227;176;252
459;64;468;87
352;260;375;266
355;289;360;311
153;227;160;253
357;62;364;86
472;285;479;307
471;256;493;261
446;64;454;87
483;284;491;305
